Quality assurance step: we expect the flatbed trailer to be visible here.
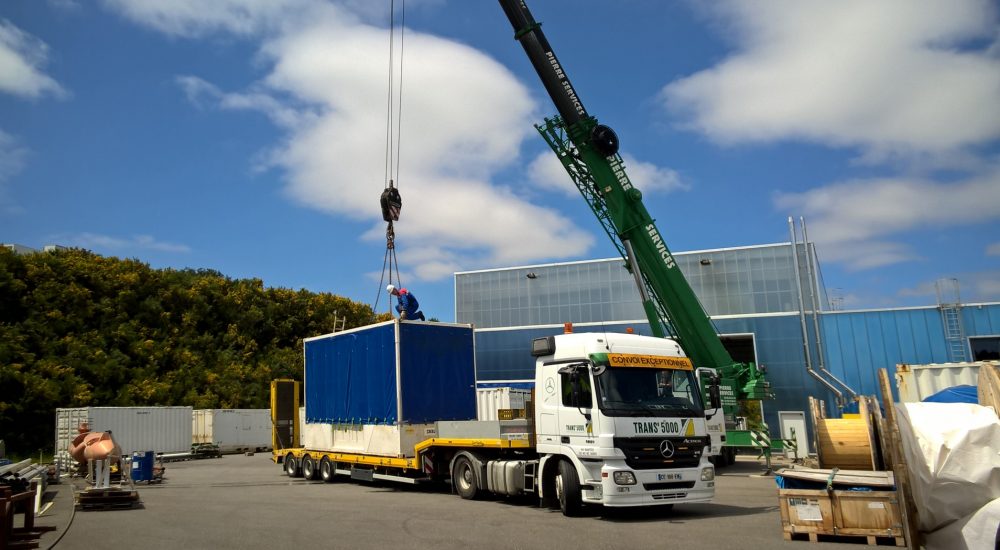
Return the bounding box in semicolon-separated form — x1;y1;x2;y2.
273;327;720;516
277;435;532;486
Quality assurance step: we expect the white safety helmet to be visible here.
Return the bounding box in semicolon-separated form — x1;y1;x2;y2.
386;284;396;294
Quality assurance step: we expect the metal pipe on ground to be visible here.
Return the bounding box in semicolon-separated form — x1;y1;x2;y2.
0;459;32;477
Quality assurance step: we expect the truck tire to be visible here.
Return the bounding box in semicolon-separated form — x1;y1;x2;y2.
319;457;336;483
453;456;479;500
301;455;318;480
285;454;300;478
556;460;584;517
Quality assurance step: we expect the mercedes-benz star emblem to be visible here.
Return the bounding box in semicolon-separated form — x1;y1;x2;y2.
544;377;555;394
659;439;675;458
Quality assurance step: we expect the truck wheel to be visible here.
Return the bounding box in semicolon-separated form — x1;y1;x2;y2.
556;460;584;517
301;455;318;480
319;457;336;483
285;454;300;478
453;456;479;500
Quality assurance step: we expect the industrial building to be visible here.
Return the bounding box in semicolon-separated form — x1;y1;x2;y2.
455;240;1000;448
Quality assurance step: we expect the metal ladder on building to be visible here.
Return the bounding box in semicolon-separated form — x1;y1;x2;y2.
936;278;968;362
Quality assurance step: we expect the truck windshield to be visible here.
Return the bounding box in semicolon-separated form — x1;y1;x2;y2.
595;367;704;418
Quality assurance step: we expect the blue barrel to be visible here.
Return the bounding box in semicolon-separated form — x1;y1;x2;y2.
131;451;155;482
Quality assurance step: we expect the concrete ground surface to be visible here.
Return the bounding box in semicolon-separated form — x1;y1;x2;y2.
30;454;868;550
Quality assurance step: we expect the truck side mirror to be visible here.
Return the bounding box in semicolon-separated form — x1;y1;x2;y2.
709;381;722;410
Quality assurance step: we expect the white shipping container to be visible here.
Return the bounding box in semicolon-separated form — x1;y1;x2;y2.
55;406;193;463
192;409;272;453
895;362;997;402
477;387;532;421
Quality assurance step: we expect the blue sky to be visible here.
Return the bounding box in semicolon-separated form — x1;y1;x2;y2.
2;0;999;322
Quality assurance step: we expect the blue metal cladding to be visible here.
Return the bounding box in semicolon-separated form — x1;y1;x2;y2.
820;304;1000;401
822;308;949;401
398;322;477;423
964;305;1000;336
304;322;397;424
304;321;477;425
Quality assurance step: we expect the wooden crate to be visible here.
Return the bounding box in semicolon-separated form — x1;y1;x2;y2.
778;488;904;546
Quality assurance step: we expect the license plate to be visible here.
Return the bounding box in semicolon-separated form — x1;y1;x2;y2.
657;473;682;481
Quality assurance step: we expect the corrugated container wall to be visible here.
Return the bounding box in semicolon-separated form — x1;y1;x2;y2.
476;388;532;421
304;320;477;424
192;409;272;453
895;362;995;402
55;407;193;459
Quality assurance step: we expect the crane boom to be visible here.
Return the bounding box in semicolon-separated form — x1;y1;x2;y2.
499;0;750;378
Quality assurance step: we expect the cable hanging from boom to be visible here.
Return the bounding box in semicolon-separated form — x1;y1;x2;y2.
373;0;406;320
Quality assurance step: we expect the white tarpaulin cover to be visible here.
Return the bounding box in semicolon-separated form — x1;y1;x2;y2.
895;403;1000;532
924;497;1000;550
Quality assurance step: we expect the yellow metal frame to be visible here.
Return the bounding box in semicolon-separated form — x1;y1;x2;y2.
277;437;532;472
270;379;300;462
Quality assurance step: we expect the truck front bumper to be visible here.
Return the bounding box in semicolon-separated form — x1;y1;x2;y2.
584;462;715;507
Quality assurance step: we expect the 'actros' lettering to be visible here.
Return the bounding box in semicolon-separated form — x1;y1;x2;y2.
545;52;585;117
647;224;677;270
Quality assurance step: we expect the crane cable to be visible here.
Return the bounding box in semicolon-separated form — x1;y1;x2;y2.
373;0;406;321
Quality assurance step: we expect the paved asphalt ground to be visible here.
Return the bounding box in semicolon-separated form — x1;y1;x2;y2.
30;454;865;550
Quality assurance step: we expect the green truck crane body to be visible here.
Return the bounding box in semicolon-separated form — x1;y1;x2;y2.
500;0;776;456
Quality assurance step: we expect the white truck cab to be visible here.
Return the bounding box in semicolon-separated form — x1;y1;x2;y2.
531;331;717;512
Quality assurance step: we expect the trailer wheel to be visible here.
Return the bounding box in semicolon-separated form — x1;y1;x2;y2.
301;455;318;480
285;454;300;478
453;456;479;500
319;457;336;483
556;460;583;517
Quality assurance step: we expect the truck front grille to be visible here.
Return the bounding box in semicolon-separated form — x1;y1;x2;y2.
614;437;708;470
643;481;695;491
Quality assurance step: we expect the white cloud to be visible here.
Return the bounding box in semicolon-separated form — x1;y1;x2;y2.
0;129;28;214
527;151;689;197
61;233;192;253
899;271;1000;303
100;0;323;37
775;167;1000;270
101;0;598;281
662;0;1000;157
987;242;1000;257
0;19;67;99
48;0;82;12
0;129;28;184
176;75;317;129
113;1;598;281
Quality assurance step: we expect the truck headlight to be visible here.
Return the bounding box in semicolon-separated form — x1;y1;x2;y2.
613;471;637;485
701;467;715;481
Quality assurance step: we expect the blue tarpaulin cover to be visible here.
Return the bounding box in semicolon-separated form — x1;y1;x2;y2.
922;384;979;404
304;321;476;424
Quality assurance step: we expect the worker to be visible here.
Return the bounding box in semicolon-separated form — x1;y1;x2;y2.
387;284;425;321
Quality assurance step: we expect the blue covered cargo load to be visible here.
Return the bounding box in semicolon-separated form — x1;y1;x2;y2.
303;320;477;425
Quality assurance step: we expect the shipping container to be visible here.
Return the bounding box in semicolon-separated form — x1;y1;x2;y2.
895;362;998;402
192;409;272;453
302;320;476;457
476;387;532;420
55;406;193;472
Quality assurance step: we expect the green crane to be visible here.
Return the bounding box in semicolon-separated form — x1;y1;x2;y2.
499;0;774;462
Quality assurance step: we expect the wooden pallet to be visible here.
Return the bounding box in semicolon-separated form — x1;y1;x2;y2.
783;531;904;546
75;488;140;511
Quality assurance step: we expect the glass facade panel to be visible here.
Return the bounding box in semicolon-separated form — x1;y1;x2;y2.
456;244;824;328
